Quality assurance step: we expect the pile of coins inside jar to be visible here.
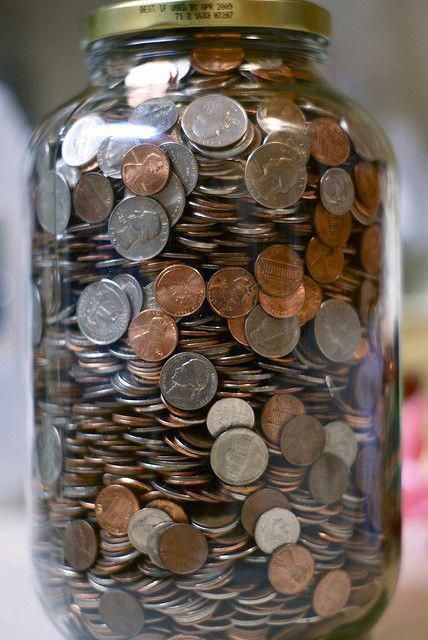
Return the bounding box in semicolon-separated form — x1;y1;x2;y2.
32;45;387;640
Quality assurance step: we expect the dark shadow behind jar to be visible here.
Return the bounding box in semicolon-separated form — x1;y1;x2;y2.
30;2;401;640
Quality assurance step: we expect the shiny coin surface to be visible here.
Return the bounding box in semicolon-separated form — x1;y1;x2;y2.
34;425;62;486
153;172;186;225
297;276;323;326
158;523;209;575
354;160;381;209
261;393;306;444
129;309;178;362
309;453;350;504
321;168;355;215
268;544;315;595
228;315;250;346
160;142;199;194
324;420;358;468
241;488;290;535
245;305;300;358
181;94;248;148
307;117;351;166
314;203;352;247
113;273;144;317
128;507;173;554
314;299;362;362
207;267;258;318
206;398;255;437
36;171;71;235
306;237;344;284
191;46;244;73
77;279;131;345
254;507;301;554
160;352;218;410
98;136;141;179
265;128;310;162
210;428;269;485
99;590;145;636
146;500;189;524
62;114;106;167
256;97;305;134
259;283;305;319
312;570;351;618
256;245;303;297
122;144;170;196
155;264;205;317
63;520;98;572
130;97;179;133
73;172;114;223
95;485;139;535
280;415;326;466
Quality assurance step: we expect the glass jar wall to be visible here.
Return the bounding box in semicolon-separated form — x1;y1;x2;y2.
30;2;401;640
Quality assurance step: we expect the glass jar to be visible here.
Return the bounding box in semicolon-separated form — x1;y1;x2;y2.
30;2;401;640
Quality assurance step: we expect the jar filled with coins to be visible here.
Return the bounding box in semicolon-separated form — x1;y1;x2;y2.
30;2;401;640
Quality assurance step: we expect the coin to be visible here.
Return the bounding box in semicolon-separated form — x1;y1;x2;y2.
160;142;198;194
155;264;206;317
98;136;141;179
314;203;352;247
324;421;358;468
181;94;248;148
306;237;344;284
108;196;170;261
256;97;305;134
62;114;106;167
361;225;381;274
191;46;244;73
160;352;218;410
73;172;114;223
261;393;306;444
114;273;144;317
268;544;315;595
99;590;145;636
307;118;351;166
241;488;290;535
309;453;349;504
254;508;301;554
95;485;139;535
206;398;255;437
207;267;258;318
297;276;323;326
146;500;189;524
32;284;43;347
35;171;71;235
312;570;351;618
256;245;303;297
152;173;186;225
156;523;208;575
259;283;305;319
314;299;362;362
63;520;98;571
122;144;170;196
77;279;131;345
210;428;269;485
245;305;300;358
280;415;325;466
129;310;178;362
227;316;250;346
265;128;310;163
130;97;179;133
34;425;62;486
354;160;380;209
320;168;355;215
128;507;173;554
188;501;240;531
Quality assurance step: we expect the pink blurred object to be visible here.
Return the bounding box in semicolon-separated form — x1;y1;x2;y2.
402;393;428;517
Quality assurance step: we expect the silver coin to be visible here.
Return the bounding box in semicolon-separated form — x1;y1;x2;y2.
161;142;199;194
108;196;170;261
143;281;160;310
98;136;141;179
34;425;62;486
35;171;71;235
153;173;186;226
99;590;145;637
190;122;256;160
309;453;350;504
320;168;355;216
181;94;248;149
160;352;218;411
77;279;131;345
245;306;300;358
314;299;362;363
254;507;301;554
61;114;106;167
32;284;43;347
324;421;358;468
265;129;310;163
146;521;171;568
55;157;81;188
256;96;305;134
206;398;255;437
210;428;268;486
128;507;172;554
130;97;179;134
114;274;144;317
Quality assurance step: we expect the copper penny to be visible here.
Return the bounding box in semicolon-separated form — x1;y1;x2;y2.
63;520;98;571
146;500;189;523
259;283;305;319
155;264;206;317
261;393;306;444
354;161;380;210
297;276;323;326
359;279;378;325
241;488;289;535
268;544;315;595
207;267;258;318
312;569;351;618
306;237;344;284
255;245;303;297
129;310;178;362
361;225;381;274
280;415;325;466
122;144;170;196
73;173;114;223
228;315;250;346
95;485;139;535
158;523;209;575
307;118;351;166
314;203;352;248
191;47;244;74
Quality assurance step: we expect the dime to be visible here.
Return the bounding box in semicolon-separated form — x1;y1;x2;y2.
207;267;258;318
314;203;352;247
259;284;305;319
320;168;355;215
108;196;170;261
63;520;98;571
314;299;362;362
354;160;381;210
98;136;141;179
227;315;250;346
241;488;290;535
297;276;323;326
128;507;173;554
210;428;269;485
307;118;350;166
309;453;349;504
95;485;139;535
245;305;300;358
280;415;326;466
191;47;244;74
312;570;351;618
35;171;71;235
306;237;344;284
254;508;301;553
152;173;186;225
160;352;218;410
114;273;144;317
256;97;305;134
268;544;315;595
206;398;255;437
158;523;209;574
129;310;178;362
99;590;145;636
122;144;170;196
130;97;179;133
77;279;131;345
34;425;62;486
62;114;106;167
155;264;206;317
261;393;306;444
160;142;198;194
361;225;381;274
181;94;248;148
256;245;303;297
73;172;114;223
324;420;358;468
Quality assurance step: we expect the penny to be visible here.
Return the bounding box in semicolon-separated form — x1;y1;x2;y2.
256;245;303;297
157;523;209;574
95;485;139;535
114;273;144;317
34;425;62;486
306;237;344;284
62;114;106;167
361;225;381;274
146;500;189;523
280;415;326;466
354;161;381;210
77;279;131;345
314;299;362;362
206;398;255;437
98;136;141;179
99;590;145;636
307;118;351;166
228;315;250;346
254;508;301;554
259;283;305;319
36;171;71;235
324;421;358;468
256;97;305;134
191;47;245;73
314;203;352;247
152;172;186;225
160;352;218;410
207;267;258;318
268;544;315;595
241;488;290;535
297;276;323;326
245;305;300;358
309;453;350;504
73;172;114;223
210;428;269;486
312;570;351;618
129;310;178;362
155;264;206;317
63;520;98;571
321;168;355;216
128;507;173;553
122;144;170;196
130;97;179;133
261;393;306;445
160;142;198;194
181;94;248;148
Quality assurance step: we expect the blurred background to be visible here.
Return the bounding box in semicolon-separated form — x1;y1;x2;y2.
0;1;427;638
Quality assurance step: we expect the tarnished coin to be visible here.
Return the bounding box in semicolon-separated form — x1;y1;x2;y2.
62;114;106;167
155;264;205;317
280;415;325;467
324;421;358;468
32;284;43;347
99;590;145;636
312;570;351;618
130;97;179;133
73;172;114;223
256;97;305;134
160;142;199;194
158;523;209;575
181;94;248;148
207;267;258;318
228;316;250;347
160;352;218;410
36;171;71;235
314;299;362;362
206;398;255;437
256;245;303;297
254;508;301;553
34;425;62;486
191;46;244;74
354;160;381;210
262;393;306;444
307;117;351;166
245;305;300;358
77;279;131;345
306;237;344;284
241;488;290;535
63;520;98;572
268;544;315;595
122;144;170;196
108;196;170;261
210;428;268;486
114;274;144;317
128;507;173;554
129;310;178;362
95;485;139;535
265;128;310;163
321;168;355;215
259;283;305;319
153;173;186;225
314;203;352;247
361;225;381;274
309;453;349;504
297;276;323;326
98;136;141;179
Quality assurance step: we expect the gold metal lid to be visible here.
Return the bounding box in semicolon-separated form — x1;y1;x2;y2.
83;0;330;44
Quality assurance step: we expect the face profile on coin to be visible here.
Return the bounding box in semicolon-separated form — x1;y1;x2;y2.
182;94;248;148
210;428;268;486
129;310;178;362
155;264;206;317
321;168;355;215
122;144;170;196
160;352;218;410
77;279;131;345
314;299;362;362
280;415;326;466
268;544;315;595
207;267;258;318
245;305;300;358
254;507;301;554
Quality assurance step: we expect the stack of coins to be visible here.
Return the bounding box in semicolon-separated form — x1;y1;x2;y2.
31;44;395;640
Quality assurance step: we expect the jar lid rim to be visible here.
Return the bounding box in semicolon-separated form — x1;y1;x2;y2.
83;0;331;44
